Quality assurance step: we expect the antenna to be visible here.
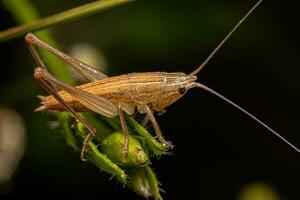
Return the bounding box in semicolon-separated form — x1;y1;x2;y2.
194;83;300;154
190;0;263;75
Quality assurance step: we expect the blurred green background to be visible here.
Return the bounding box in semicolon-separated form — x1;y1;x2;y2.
0;0;300;199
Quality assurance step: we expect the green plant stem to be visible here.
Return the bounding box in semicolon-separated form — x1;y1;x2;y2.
0;0;134;42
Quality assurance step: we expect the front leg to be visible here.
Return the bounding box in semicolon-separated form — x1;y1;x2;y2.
141;105;174;149
141;109;165;127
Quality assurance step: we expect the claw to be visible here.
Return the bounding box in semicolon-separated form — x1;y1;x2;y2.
163;141;174;150
80;148;88;161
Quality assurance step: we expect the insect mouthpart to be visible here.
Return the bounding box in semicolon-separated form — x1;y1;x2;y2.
189;75;197;82
182;74;197;84
184;75;197;89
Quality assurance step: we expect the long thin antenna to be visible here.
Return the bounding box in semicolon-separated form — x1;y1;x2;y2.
190;0;263;75
194;83;300;154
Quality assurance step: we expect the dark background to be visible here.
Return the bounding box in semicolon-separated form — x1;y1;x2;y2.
1;0;300;199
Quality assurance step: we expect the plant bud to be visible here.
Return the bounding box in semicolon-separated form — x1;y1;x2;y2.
102;132;149;168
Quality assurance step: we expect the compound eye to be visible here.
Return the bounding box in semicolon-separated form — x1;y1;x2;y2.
178;87;187;95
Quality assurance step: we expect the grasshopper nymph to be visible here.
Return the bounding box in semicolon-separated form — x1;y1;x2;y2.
26;0;300;161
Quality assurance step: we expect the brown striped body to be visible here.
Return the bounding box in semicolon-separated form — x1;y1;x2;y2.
40;72;197;115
